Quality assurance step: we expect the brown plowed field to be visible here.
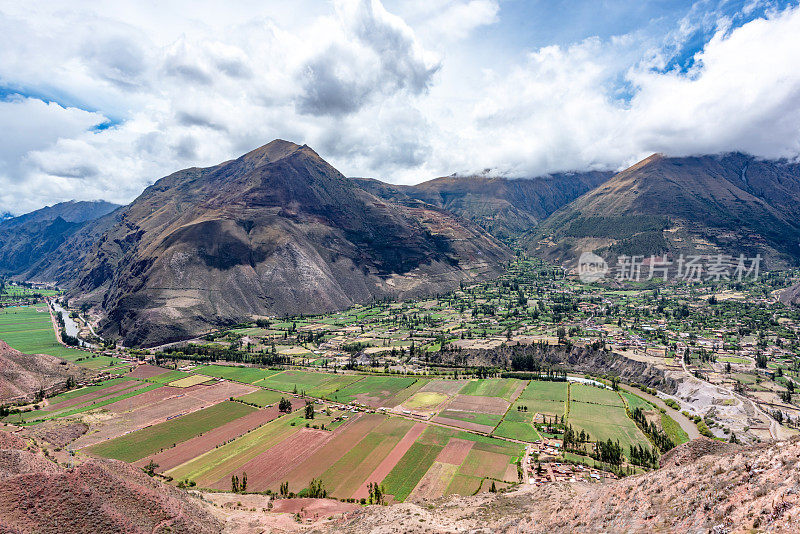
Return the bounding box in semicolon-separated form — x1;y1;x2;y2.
133;403;291;472
276;414;379;492
435;438;474;465
353;422;426;499
125;364;171;379
445;395;509;414
209;428;334;491
432;416;495;434
418;380;469;396
406;461;459;502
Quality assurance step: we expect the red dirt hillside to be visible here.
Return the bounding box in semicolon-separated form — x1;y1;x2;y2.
0;340;86;403
319;437;800;533
0;435;222;533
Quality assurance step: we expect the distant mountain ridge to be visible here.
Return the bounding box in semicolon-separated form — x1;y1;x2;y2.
529;153;800;269
354;171;612;241
0;200;121;278
70;140;511;346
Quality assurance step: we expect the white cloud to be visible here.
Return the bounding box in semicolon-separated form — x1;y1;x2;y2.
0;0;799;214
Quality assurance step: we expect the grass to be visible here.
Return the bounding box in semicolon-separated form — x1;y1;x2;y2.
569;383;624;406
194;364;281;384
459;378;518;400
166;408;302;484
382;442;443;501
493;420;541;442
235;389;287;407
326;375;419;405
45;378;129;406
23;383;163;423
568;402;650;456
146;370;191;384
661;412;690;446
257;370;361;398
88;401;256;462
438;410;502;428
621;391;654;411
0;305;90;362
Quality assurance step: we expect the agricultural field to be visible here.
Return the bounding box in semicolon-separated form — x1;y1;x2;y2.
88;401;256;462
327;375;422;407
257;370;362;398
0;305;91;362
568;384;651;456
193;364;282;384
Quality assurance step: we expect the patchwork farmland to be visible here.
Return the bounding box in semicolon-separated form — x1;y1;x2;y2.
6;357;666;502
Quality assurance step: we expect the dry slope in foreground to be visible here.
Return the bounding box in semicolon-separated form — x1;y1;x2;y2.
320;437;800;533
0;432;221;533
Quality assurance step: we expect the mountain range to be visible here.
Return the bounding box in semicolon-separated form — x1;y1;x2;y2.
1;144;799;346
0;200;121;281
528;153;800;268
69;140;511;346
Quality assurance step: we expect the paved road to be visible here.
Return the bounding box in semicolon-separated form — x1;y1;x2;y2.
618;382;700;440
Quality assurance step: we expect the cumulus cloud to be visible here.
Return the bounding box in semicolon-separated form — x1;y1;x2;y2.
0;0;799;214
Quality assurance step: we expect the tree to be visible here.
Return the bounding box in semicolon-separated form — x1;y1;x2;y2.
279;397;292;413
490;481;497;493
143;460;159;477
231;474;240;493
241;472;247;492
305;401;315;420
279;481;289;497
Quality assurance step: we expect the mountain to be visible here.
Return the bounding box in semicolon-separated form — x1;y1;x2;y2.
0;433;221;533
354;171;612;241
72;140;511;347
781;282;800;307
529;153;800;269
0;200;121;280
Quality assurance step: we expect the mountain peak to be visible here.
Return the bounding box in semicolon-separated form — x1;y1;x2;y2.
240;139;309;168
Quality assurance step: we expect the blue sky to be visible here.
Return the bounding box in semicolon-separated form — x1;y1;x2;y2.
1;0;800;213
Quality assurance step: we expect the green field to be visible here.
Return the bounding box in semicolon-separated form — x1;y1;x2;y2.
45;378;130;406
21;383;163;423
88;401;256;462
257;370;362;398
493;420;541;442
569;383;624;406
194;364;282;384
0;305;90;362
568;401;650;456
661;412;690;445
146;370;192;384
326;375;420;405
621;391;654;411
235;388;287;407
382;441;443;501
459;378;519;400
166;408;301;484
438;410;503;428
508;380;567;419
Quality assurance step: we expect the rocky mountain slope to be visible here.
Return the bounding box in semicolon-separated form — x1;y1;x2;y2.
0;340;86;403
317;437;799;533
355;171;611;241
530;153;800;269
71;140;511;346
781;282;800;307
0;200;121;281
0;432;221;533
